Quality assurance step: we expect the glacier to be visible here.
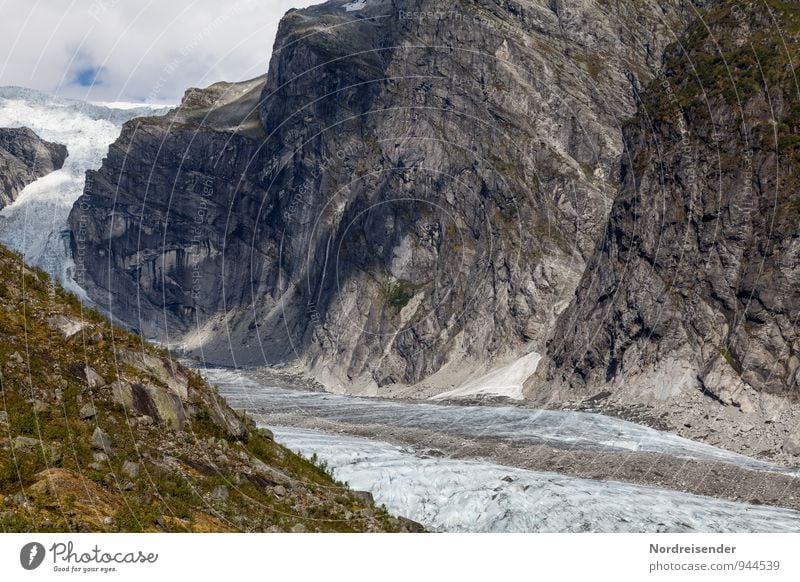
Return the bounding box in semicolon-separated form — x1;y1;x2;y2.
202;367;800;532
276;426;800;533
205;367;798;476
0;86;168;293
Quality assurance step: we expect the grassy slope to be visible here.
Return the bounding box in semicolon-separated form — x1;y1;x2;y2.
0;244;409;532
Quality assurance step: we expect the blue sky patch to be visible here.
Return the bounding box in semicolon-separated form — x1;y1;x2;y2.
73;66;103;87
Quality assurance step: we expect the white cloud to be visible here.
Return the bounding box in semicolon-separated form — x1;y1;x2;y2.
0;0;321;104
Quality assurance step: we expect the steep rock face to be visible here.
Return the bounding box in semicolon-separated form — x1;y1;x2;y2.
0;127;67;208
69;76;269;337
70;0;690;394
529;1;800;445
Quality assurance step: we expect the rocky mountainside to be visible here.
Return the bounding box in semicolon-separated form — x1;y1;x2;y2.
69;0;694;395
528;0;800;459
0;243;416;532
0;127;67;209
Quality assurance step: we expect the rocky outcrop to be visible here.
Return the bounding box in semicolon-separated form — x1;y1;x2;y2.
69;0;692;394
0;126;67;208
528;1;800;453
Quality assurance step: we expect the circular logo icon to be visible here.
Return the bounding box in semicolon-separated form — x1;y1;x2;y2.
20;542;46;570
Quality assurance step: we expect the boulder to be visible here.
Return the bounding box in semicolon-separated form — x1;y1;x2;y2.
110;380;185;430
90;427;112;453
121;461;139;479
11;436;60;463
79;404;97;420
12;436;41;453
84;366;105;388
144;384;185;431
110;380;133;408
118;349;188;400
194;390;248;442
783;428;800;456
760;392;790;424
700;356;751;409
47;315;87;340
209;485;229;502
352;490;374;506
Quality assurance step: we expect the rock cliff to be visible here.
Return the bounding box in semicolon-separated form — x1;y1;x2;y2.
528;0;800;459
0;126;67;208
69;0;691;394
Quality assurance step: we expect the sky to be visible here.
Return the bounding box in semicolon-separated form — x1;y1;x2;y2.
0;0;320;104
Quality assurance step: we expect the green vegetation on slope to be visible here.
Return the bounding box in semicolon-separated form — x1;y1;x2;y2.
635;0;800;235
644;0;800;139
0;244;414;532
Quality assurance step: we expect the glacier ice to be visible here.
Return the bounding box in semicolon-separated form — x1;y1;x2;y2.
276;426;800;533
201;366;800;532
0;86;168;292
205;367;797;476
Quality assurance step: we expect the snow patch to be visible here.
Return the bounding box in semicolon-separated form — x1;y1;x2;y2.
90;100;173;110
342;0;367;11
431;351;541;401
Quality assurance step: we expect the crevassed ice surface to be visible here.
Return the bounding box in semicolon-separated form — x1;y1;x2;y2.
276;427;800;533
0;87;168;293
204;367;797;475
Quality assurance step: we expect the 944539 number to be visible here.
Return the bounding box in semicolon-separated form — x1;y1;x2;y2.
736;560;780;571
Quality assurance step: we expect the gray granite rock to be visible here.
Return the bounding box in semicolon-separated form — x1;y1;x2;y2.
0;127;67;209
68;0;690;395
79;404;97;420
90;427;113;453
121;460;139;479
533;3;800;409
